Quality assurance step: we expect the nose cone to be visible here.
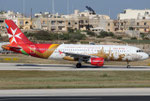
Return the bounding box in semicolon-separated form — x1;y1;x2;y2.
142;53;149;60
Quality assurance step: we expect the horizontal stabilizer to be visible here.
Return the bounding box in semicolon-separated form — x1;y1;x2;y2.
2;45;21;51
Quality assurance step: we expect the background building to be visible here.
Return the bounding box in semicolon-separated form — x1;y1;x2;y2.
118;19;150;33
33;9;110;32
118;9;150;20
1;8;150;37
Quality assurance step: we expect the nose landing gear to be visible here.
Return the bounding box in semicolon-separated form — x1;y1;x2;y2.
127;65;130;68
127;61;130;68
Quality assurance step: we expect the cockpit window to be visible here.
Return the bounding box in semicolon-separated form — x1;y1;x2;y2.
137;50;143;53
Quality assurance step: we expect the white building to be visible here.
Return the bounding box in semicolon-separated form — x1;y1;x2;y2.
118;9;150;20
2;11;23;19
0;10;25;26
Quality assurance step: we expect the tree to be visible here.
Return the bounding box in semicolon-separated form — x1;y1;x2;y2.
85;30;96;36
131;37;137;40
98;31;115;38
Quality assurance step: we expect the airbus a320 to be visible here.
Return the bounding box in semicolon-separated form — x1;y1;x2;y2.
2;20;149;68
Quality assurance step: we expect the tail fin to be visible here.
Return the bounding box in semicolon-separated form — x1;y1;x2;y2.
5;20;33;46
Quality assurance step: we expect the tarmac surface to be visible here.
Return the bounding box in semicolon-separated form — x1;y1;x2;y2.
0;88;150;97
0;63;150;71
1;96;150;101
0;89;150;101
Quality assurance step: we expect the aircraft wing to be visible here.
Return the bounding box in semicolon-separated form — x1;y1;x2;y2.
60;51;97;62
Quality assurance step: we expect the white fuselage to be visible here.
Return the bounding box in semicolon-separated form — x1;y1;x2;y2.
49;44;149;62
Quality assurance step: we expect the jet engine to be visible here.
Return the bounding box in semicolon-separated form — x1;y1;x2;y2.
90;57;104;66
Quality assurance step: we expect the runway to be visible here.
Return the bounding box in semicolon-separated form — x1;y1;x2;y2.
1;96;150;101
0;63;150;71
1;88;150;101
1;88;150;97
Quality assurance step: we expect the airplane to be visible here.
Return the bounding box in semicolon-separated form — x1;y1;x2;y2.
2;20;149;68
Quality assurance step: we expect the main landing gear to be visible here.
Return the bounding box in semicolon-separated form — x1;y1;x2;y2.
76;63;82;68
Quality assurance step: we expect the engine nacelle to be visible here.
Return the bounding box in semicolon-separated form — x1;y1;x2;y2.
90;57;104;66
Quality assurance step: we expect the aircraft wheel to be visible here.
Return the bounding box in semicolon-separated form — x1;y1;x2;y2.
76;63;82;68
127;65;130;68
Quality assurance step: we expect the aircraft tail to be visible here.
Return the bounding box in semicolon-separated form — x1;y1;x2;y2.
5;20;33;46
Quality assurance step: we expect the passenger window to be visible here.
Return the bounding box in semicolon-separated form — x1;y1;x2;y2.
137;50;143;53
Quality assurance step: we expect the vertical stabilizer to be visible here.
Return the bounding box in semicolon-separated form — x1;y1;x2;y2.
5;20;33;46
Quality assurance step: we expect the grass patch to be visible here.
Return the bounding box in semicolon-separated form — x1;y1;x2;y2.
0;71;150;89
122;39;150;44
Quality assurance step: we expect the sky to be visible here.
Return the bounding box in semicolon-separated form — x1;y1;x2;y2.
0;0;150;19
